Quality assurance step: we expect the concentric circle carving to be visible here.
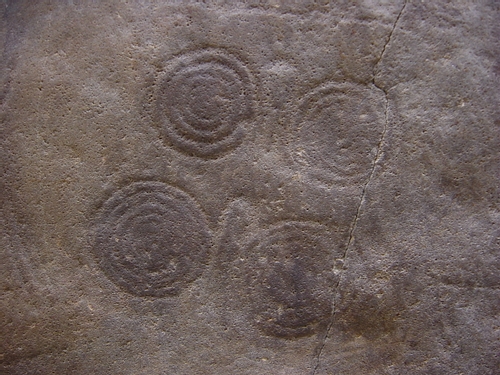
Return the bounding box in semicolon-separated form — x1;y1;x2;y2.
92;181;211;297
244;222;336;339
295;83;385;185
156;49;254;158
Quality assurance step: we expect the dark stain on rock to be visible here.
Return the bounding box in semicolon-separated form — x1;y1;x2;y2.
257;258;333;339
243;222;339;339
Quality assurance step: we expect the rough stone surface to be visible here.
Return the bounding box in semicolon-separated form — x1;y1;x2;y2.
1;1;499;374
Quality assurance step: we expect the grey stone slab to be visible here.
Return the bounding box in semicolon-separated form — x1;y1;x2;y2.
1;1;499;374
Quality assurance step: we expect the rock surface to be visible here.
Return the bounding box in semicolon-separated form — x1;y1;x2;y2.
1;1;499;374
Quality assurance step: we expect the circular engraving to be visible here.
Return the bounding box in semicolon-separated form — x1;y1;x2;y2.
245;222;336;339
156;49;254;158
295;83;385;186
92;182;211;297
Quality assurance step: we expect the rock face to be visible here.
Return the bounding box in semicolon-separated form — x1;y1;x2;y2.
1;1;499;374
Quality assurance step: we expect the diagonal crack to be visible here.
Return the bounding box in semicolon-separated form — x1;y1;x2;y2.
372;2;408;80
311;2;407;374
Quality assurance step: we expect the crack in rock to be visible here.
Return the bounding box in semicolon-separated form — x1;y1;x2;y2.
311;2;407;374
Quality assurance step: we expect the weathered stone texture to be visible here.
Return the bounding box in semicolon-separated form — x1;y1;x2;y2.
1;1;499;374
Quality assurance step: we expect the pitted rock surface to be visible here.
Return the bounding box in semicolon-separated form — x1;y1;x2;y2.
1;1;499;374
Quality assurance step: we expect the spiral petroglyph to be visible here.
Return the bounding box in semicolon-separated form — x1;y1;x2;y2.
244;222;338;339
92;181;211;297
295;82;385;186
155;49;254;158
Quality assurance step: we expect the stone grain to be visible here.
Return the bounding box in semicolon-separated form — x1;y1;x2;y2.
1;1;499;374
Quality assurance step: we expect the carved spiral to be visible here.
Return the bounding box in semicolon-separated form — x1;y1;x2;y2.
92;181;211;297
156;49;254;158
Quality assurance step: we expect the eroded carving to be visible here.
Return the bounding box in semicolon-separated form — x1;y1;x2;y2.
294;82;385;186
244;222;338;339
